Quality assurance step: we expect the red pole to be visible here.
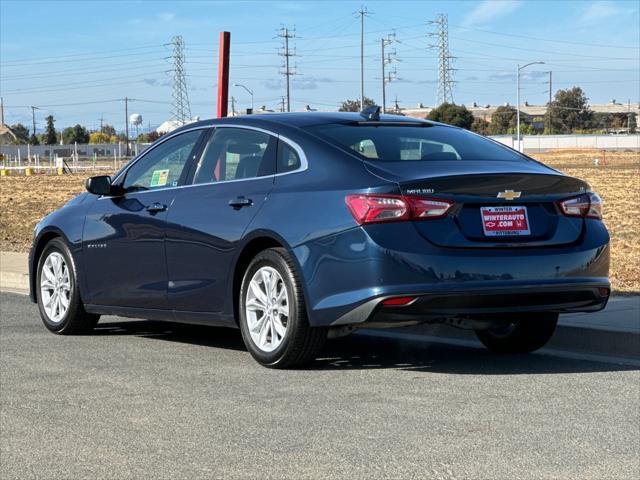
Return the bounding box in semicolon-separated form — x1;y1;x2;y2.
217;31;231;118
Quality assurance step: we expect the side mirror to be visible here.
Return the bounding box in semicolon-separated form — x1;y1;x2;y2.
85;175;115;196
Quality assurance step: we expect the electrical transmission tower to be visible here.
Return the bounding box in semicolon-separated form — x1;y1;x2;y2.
428;14;456;106
277;26;297;112
170;36;192;125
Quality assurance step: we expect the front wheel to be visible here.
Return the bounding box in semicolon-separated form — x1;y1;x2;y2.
474;313;558;354
36;238;99;334
239;248;326;368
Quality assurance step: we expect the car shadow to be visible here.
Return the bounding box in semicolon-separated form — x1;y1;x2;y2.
92;319;638;375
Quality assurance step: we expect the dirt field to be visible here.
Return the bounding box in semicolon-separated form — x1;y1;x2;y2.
1;150;638;293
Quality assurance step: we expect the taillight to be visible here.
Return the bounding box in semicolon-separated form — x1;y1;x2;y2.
345;194;453;225
405;197;453;219
345;194;409;224
558;192;603;220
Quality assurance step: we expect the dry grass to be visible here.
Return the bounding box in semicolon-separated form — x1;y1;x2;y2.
1;150;638;293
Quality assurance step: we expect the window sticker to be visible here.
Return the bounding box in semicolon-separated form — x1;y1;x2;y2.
150;169;170;187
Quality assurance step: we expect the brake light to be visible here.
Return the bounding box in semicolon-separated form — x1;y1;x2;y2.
558;192;603;220
345;194;454;225
345;194;410;224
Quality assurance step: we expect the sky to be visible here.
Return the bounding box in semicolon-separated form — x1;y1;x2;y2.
1;0;639;134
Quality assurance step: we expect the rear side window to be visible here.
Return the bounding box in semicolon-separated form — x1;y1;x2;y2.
193;128;276;184
306;124;525;162
277;140;301;173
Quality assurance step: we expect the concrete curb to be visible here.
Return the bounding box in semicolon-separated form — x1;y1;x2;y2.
0;271;29;294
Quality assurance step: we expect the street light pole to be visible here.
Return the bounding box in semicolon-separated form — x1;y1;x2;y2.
233;83;254;112
516;61;544;152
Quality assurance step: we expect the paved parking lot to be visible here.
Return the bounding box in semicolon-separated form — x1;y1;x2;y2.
1;292;639;479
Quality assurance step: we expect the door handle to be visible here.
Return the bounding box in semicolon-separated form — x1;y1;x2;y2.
146;202;167;213
228;196;253;209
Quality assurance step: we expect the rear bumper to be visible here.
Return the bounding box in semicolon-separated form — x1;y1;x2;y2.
332;281;610;327
294;220;610;327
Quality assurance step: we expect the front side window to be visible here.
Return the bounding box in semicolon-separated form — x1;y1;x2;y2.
306;123;527;162
123;130;202;192
194;128;276;184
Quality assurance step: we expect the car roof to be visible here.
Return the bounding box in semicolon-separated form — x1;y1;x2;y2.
174;111;437;132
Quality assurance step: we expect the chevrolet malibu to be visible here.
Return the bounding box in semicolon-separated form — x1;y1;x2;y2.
29;109;610;368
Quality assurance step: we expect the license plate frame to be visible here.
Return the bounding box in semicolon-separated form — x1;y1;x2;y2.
480;206;531;237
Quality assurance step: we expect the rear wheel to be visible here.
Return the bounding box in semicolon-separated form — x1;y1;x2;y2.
239;248;326;368
474;312;558;354
36;238;99;334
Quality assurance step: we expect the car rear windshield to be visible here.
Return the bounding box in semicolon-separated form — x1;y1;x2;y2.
306;123;525;162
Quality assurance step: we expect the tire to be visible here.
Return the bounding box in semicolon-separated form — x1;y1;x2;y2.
239;247;326;368
474;312;558;354
36;238;100;334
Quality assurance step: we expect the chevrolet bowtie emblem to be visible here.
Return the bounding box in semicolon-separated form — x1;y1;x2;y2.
497;190;521;200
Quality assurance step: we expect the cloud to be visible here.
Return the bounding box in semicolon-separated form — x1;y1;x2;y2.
461;0;521;27
489;70;548;82
261;76;333;91
158;12;176;22
579;1;627;24
143;78;171;87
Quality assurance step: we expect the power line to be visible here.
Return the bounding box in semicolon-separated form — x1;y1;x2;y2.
169;36;192;126
428;13;456;106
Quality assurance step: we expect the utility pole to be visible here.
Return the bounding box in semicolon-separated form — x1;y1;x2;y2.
170;35;192;125
230;96;236;116
547;71;552;134
0;97;4;126
279;97;286;113
99;115;104;134
278;26;297;112
381;33;397;113
124;97;129;156
29;105;39;144
355;6;371;110
428;14;456;106
516;61;544;152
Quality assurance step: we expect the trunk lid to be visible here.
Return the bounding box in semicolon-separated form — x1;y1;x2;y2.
364;160;589;248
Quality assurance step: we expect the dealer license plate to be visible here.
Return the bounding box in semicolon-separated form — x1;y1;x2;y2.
481;206;530;237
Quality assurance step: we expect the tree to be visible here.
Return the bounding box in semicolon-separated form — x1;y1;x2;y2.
426;103;474;129
62;124;89;144
10;124;29;144
101;124;116;137
471;117;490;135
29;133;40;145
89;132;111;144
489;105;518;134
629;113;637;134
547;87;593;133
44;115;57;145
339;96;376;112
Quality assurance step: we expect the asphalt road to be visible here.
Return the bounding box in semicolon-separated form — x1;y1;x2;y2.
1;292;638;480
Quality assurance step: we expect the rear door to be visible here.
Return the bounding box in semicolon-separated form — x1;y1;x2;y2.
166;126;277;313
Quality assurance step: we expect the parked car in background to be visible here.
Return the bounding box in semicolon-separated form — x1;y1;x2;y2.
30;109;610;368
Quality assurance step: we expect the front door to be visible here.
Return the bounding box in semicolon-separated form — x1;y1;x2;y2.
83;129;205;309
166;127;277;313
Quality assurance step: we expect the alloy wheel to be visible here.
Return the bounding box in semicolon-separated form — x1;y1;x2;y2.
40;252;71;324
245;266;289;352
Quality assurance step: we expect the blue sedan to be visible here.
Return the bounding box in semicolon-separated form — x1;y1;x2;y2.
29;109;610;368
